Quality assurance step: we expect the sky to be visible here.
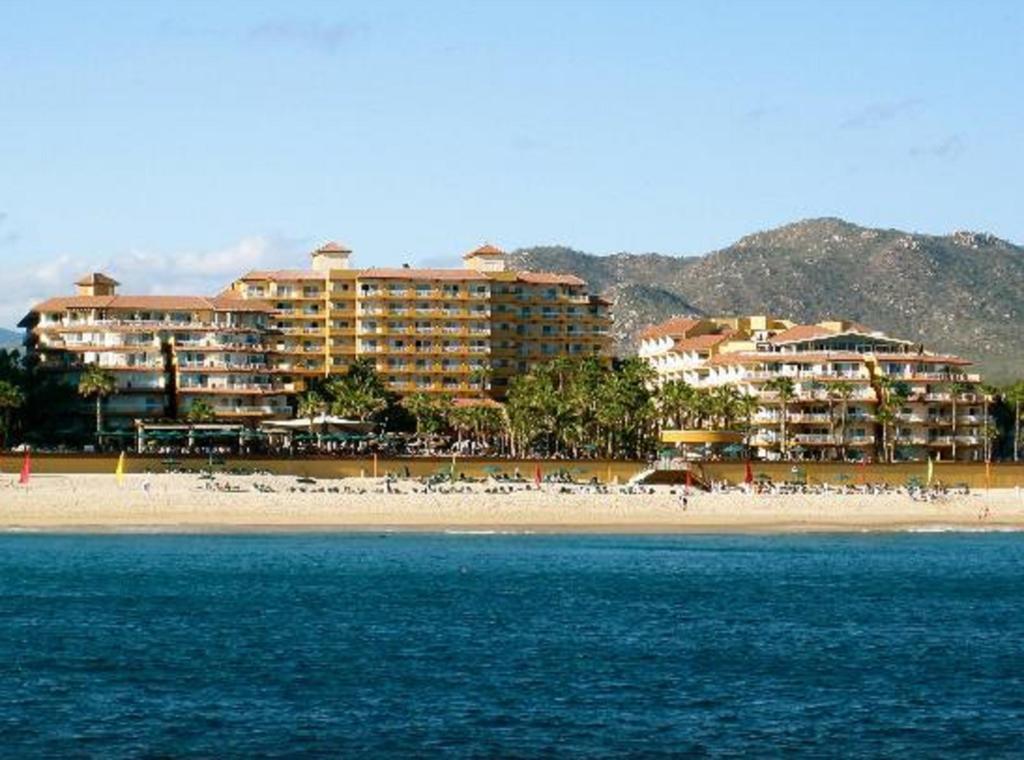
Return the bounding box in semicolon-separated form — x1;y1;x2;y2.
1;0;1022;327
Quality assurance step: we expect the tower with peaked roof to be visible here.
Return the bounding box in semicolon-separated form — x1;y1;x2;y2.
75;273;120;297
311;241;353;272
463;243;507;272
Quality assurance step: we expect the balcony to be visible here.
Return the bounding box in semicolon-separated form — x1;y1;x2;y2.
178;361;270;372
791;434;834;445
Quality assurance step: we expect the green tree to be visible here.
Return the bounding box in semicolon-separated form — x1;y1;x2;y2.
324;359;390;422
401;393;452;437
876;376;911;462
828;380;855;460
0;379;25;449
1005;381;1024;462
947;376;974;461
185;398;216;423
296;390;325;438
657;380;693;430
77;364;117;446
734;392;760;458
764;376;796;459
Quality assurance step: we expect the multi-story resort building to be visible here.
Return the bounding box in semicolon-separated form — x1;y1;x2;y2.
639;315;986;461
18;273;290;427
227;242;611;399
20;244;611;432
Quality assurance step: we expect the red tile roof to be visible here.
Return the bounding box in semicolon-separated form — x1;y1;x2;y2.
238;266;587;286
74;272;120;287
709;351;868;366
767;324;837;344
671;333;730;352
639;317;703;341
360;268;491;281
27;295;271;314
314;241;352;254
239;270;326;281
463;243;505;259
515;271;586;286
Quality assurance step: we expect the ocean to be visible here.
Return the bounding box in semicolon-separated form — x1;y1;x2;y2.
1;533;1022;757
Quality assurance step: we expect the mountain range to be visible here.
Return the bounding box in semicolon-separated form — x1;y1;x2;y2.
510;218;1024;383
0;328;21;352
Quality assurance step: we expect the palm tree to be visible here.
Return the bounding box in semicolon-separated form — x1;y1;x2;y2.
875;376;911;462
296;390;325;437
401;393;452;437
78;364;116;447
764;377;796;459
0;379;25;449
888;381;911;461
468;365;492;394
185;398;216;423
875;405;897;463
947;376;974;461
657;380;693;429
324;360;390;422
828;380;855;460
978;383;997;462
1005;381;1024;462
710;385;741;430
735;392;760;459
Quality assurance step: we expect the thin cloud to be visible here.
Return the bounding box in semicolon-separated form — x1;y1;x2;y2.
910;134;966;159
248;19;352;53
840;98;923;129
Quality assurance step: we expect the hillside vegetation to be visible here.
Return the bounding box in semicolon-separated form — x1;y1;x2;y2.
511;218;1024;382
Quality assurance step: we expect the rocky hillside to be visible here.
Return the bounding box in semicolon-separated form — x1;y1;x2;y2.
511;219;1024;383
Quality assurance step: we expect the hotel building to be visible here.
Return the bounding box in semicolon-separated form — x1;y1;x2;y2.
19;274;289;428
20;244;611;431
228;242;612;399
639;315;986;461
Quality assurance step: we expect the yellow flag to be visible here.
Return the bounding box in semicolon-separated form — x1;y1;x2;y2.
115;452;125;486
926;457;934;486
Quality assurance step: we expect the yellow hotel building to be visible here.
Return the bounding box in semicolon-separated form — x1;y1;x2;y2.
20;243;612;430
228;242;612;399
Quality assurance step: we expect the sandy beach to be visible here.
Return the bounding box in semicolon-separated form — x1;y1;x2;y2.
2;473;1023;533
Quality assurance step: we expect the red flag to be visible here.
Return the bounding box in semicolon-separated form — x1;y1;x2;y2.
534;462;542;486
744;460;753;485
685;469;693;489
18;451;31;485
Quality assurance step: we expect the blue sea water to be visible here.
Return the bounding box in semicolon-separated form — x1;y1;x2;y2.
1;534;1023;757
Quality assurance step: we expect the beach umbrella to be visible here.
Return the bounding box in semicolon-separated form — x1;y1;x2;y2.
18;451;30;485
